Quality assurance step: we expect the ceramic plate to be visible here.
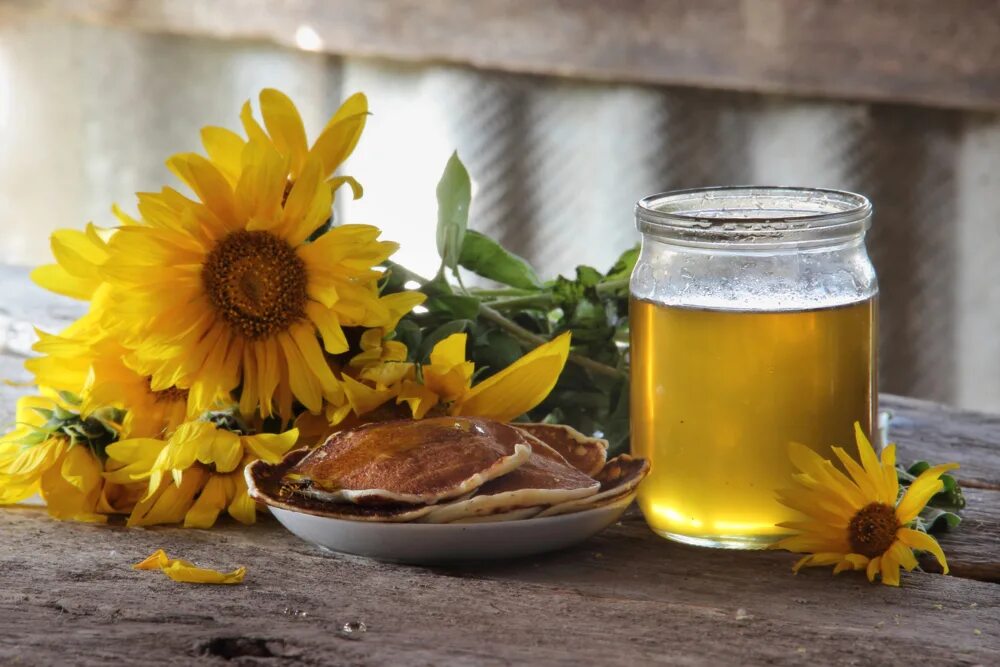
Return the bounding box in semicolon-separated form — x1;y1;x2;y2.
267;494;633;563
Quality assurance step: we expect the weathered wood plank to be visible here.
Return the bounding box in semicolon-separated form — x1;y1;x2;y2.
0;507;997;666
3;0;1000;112
884;395;1000;488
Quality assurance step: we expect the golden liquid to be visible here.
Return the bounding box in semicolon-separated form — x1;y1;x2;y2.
630;297;877;548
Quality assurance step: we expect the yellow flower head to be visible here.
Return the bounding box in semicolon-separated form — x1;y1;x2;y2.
101;130;416;419
106;416;298;528
29;330;194;439
774;424;958;587
0;395;121;522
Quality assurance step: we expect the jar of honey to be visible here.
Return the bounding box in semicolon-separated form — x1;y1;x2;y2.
630;187;878;549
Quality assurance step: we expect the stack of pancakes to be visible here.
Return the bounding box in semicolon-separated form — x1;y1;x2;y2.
247;417;649;523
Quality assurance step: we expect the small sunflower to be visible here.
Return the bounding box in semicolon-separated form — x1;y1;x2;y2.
774;424;958;587
29;331;194;439
297;331;572;443
105;416;299;528
0;395;123;522
102;136;418;420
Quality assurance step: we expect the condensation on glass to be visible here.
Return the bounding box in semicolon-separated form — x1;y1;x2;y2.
629;187;878;549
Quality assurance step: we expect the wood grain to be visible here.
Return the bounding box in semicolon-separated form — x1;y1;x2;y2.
0;277;998;663
3;0;1000;112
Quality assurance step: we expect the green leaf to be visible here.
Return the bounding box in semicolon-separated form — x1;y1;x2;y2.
606;245;640;280
425;294;480;320
458;230;541;289
435;151;471;273
916;507;962;533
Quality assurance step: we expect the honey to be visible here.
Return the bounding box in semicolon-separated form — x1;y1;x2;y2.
630;297;877;548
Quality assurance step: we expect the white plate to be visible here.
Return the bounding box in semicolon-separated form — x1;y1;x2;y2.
267;497;632;563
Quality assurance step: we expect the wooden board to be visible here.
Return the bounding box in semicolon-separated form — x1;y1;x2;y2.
0;396;998;663
4;0;1000;112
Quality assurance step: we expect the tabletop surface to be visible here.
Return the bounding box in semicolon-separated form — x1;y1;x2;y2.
0;269;997;665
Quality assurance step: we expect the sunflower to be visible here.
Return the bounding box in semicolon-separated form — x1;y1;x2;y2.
774;424;958;587
28;330;193;439
201;88;367;199
0;395;123;522
101;135;420;420
105;417;299;528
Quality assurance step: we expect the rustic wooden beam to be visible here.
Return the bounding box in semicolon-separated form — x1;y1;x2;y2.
3;0;1000;112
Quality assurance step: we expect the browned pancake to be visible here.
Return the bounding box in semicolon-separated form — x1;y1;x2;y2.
537;454;650;517
514;423;608;476
245;450;434;522
422;446;600;523
282;417;533;505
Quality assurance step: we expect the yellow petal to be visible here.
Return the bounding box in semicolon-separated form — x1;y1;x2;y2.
328;175;364;200
242;429;299;463
259;88;309;177
866;556;881;583
880;551;901;586
456;332;571;422
853;422;890;502
201;126;246;186
397;380;440;420
227;474;257;525
897;527;949;574
183;474;229;528
127;466;208;527
309;93;368;177
895;462;960;523
31;264;98;300
166;153;237;228
888;540;918;572
342;375;397;416
378;291;426;331
133;549;245;585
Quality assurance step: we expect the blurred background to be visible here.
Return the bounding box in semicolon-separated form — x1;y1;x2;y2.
0;0;998;410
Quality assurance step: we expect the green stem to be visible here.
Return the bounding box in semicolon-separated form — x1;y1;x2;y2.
469;287;539;298
481;294;554;311
595;277;629;298
478;305;625;381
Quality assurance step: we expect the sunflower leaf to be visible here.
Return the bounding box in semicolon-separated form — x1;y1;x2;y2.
435;151;471;275
458;230;541;289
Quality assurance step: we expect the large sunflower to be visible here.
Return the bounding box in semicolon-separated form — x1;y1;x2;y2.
774;424;957;586
102;137;419;420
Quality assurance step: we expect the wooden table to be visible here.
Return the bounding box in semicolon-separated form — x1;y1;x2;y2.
0;271;997;665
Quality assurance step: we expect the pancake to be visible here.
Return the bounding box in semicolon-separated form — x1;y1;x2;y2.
448;507;544;523
245;450;435;522
537;454;650;517
422;446;600;523
514;423;608;476
281;417;533;505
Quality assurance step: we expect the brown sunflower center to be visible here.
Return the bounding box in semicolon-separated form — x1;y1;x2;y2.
146;378;189;404
848;502;899;558
202;230;308;340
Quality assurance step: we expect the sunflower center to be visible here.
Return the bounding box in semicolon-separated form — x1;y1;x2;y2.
202;230;308;340
145;377;189;403
848;502;899;558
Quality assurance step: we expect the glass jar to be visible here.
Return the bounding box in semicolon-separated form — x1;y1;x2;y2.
630;187;878;550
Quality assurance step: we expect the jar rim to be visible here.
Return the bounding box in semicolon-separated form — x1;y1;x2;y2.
635;186;872;247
